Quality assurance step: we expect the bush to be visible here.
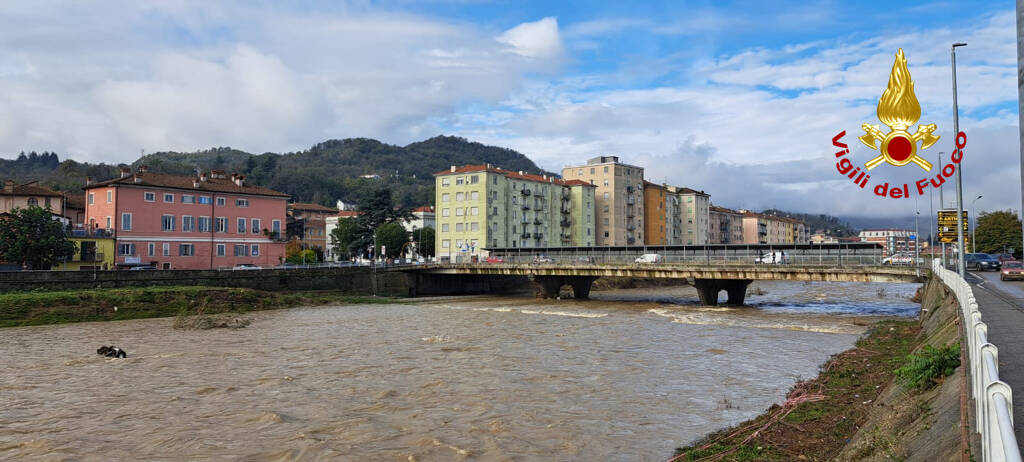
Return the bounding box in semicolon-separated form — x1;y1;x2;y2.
895;343;960;390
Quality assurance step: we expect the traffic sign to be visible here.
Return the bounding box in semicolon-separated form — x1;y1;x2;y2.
937;210;969;243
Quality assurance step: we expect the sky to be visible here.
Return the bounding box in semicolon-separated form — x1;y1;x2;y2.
0;0;1018;221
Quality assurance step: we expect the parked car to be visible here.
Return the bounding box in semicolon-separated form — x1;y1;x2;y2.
1001;261;1024;281
966;253;1001;272
755;251;787;264
881;254;914;265
635;253;662;264
574;256;595;263
996;253;1017;262
232;263;262;271
129;265;156;271
485;256;505;263
533;255;555;263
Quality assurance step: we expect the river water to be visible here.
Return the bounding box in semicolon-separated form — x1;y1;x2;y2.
0;281;919;461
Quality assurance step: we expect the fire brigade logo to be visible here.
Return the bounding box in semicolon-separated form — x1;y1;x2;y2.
859;48;939;171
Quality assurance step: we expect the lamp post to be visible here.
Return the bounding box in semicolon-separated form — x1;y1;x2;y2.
971;195;982;253
937;152;946;266
952;42;968;277
915;209;921;277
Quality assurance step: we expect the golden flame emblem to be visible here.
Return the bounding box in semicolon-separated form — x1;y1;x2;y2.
859;49;938;171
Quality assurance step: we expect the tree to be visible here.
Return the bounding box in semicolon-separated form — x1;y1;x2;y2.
0;206;76;270
352;188;413;255
975;210;1023;256
374;222;408;258
417;226;435;257
330;218;360;260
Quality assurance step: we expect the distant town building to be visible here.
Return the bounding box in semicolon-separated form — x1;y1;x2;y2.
1;180;66;219
403;205;436;233
859;229;917;256
287;202;339;253
562;156;644;246
810;233;839;244
709;205;744;244
669;187;710;245
324;210;361;262
83;167;289;269
434;164;596;262
741;211;801;244
335;199;358;211
643;181;667;245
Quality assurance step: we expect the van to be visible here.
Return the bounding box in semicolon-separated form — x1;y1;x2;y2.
755;251;787;264
635;253;662;264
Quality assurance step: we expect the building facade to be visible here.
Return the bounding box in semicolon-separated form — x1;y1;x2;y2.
403;206;436;233
740;211;808;244
1;180;65;217
643;181;668;245
670;187;710;245
708;205;744;244
83;168;289;269
324;211;360;261
859;229;917;256
562;156;644;246
434;165;596;262
61;233;116;271
287;202;338;252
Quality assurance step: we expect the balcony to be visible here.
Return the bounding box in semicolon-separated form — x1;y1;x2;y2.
521;233;532;239
626;185;633;193
533;219;542;225
71;228;114;238
560;206;571;214
520;189;532;196
627;225;636;231
73;252;104;263
532;233;543;239
522;204;530;210
560;219;571;227
627;237;636;244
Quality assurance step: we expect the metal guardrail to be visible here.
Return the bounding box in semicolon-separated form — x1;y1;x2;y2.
931;259;1022;462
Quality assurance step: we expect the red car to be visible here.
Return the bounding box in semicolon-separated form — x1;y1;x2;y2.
1001;261;1024;281
997;253;1017;263
485;256;505;263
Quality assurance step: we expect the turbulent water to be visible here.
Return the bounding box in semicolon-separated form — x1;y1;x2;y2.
0;281;919;461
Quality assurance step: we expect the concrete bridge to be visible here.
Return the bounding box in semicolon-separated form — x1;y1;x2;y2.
407;263;922;305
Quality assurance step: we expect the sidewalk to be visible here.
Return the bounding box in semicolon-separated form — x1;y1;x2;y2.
967;271;1024;442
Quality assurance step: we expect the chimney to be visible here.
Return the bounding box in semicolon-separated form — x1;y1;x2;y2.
85;176;92;186
450;165;456;172
199;172;208;182
138;165;148;173
234;174;245;187
4;180;13;193
193;178;201;188
119;167;131;178
133;172;143;184
518;170;524;175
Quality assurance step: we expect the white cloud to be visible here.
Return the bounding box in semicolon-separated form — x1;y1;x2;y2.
496;17;565;60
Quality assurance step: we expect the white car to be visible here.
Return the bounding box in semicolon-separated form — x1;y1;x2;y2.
755;252;788;264
882;254;914;265
635;253;662;264
232;263;262;270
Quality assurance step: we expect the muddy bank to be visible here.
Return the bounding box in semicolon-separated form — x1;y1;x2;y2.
672;276;964;461
591;277;690;291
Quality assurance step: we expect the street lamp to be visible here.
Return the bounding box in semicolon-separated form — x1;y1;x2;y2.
971;195;982;253
952;42;968;277
915;209;921;277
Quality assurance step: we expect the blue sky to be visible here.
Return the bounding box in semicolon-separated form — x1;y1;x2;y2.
0;1;1018;219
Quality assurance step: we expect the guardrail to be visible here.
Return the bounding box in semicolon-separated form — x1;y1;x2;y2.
931;258;1022;462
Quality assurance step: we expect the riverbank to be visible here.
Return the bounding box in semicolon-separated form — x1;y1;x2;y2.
0;286;404;328
672;276;964;461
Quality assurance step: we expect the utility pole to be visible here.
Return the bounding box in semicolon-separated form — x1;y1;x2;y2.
938;152;946;267
952;42;968;277
1017;1;1024;259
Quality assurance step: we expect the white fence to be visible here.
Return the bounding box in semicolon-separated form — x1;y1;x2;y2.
932;259;1022;461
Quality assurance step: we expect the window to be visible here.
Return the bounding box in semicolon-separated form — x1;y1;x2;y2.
252;218;261;234
603;180;609;186
234;244;248;256
441;193;450;202
471;222;479;232
470;191;479;200
605;166;609;173
182;195;194;204
162;243;170;256
441;223;449;232
88;193;94;205
590;168;595;174
216;197;225;206
121;213;132;231
178;244;194;256
216;244;225;257
106;190;112;203
455;192;465;201
441;208;450;217
456;223;464;232
456;239;463;248
161;215;175;231
237;218;246;234
236;199;249;207
603;192;609;199
441;239;450;248
470;175;479;184
198;196;212;205
182;216;195;232
198;216;211;232
143;192;155;202
27;197;38;206
215;217;227;233
455;208;463;216
147;243;155;256
470;207;479;216
577;169;583;176
441;178;450;187
456;177;465;185
251;245;259;256
492;176;497;184
118;243;135;256
163;193;173;203
492;207;497;215
272;220;281;235
105;216;111;228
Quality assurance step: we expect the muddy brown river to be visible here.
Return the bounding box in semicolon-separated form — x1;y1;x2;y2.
0;281;919;461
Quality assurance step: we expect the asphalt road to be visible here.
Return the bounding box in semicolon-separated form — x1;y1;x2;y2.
967;269;1024;441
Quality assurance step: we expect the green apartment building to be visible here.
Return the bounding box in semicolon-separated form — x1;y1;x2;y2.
435;165;596;262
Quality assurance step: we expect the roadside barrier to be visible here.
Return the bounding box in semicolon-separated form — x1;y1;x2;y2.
932;259;1022;462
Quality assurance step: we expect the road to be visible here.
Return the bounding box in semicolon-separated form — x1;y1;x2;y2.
967;269;1024;441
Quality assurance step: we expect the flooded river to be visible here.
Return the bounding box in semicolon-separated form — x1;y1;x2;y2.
0;281;919;461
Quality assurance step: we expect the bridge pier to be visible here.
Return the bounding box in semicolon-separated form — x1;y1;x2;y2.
693;279;752;306
533;276;598;299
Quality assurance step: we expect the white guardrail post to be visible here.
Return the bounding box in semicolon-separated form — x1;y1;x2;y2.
931;259;1023;462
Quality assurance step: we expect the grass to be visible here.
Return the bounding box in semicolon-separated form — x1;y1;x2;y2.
672;319;920;462
0;286;405;328
895;343;961;390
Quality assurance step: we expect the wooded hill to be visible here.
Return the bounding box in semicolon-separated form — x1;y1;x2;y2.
0;136;552;208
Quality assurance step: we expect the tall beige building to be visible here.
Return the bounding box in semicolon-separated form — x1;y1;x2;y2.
709;205;744;244
668;186;710;245
562;156;644;246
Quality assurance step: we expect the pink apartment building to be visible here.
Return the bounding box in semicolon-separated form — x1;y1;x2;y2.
83;167;289;269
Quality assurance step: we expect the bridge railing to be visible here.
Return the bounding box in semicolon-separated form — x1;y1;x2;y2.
482;244;894;267
931;259;1022;462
